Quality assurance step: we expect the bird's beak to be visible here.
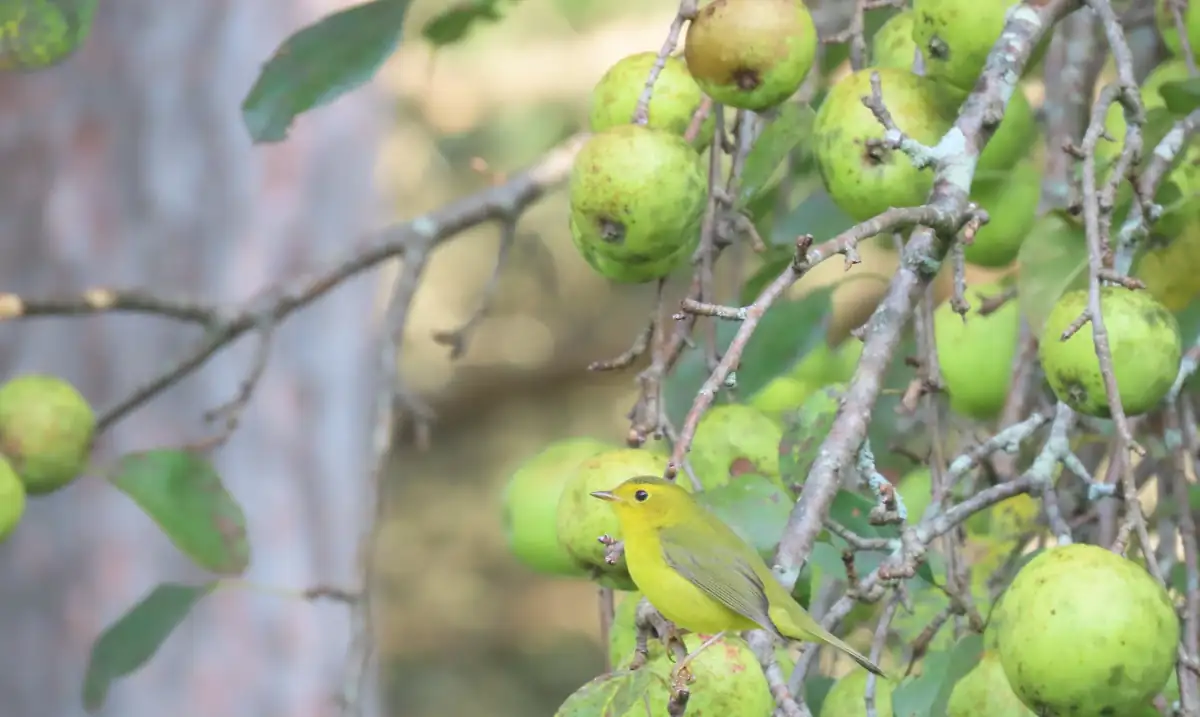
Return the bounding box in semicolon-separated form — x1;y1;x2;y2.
590;490;618;502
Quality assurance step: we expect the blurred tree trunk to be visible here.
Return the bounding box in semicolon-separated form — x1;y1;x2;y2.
0;1;385;716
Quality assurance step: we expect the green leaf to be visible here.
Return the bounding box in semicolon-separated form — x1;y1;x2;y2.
1158;77;1200;116
664;318;739;428
695;474;793;562
740;246;794;305
241;0;412;143
1143;107;1182;157
664;288;832;425
737;103;817;208
109;450;250;575
830;488;900;539
735;289;834;398
553;668;658;717
866;329;924;478
772;188;858;246
82;582;216;712
803;675;837;717
1016;211;1088;335
421;0;505;46
779;384;845;488
1174;297;1200;348
892;633;983;717
809;539;883;584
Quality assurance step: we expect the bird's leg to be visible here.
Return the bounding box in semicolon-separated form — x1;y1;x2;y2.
670;631;727;687
659;621;688;659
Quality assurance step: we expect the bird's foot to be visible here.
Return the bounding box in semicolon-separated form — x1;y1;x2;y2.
660;623;687;660
670;663;695;692
668;630;727;685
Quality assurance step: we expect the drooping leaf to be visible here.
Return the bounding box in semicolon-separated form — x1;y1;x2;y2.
779;384;844;488
241;0;412;143
695;474;793;561
737;103;817;208
735;288;834;398
553;668;658;717
892;633;983;717
1174;296;1200;348
772;187;858;246
109;450;250;575
82;582;216;712
1143;106;1183;158
664;288;831;425
803;674;837;716
808;539;889;585
1157;77;1200;116
421;0;506;46
830;488;902;540
740;245;795;305
865;329;926;478
663;319;739;429
1016;211;1088;335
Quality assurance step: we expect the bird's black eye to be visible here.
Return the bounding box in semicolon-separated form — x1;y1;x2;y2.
634;489;649;502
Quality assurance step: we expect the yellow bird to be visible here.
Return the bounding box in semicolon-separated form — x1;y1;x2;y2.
591;475;886;678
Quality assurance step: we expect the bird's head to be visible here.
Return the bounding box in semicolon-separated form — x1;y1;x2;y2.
590;475;694;529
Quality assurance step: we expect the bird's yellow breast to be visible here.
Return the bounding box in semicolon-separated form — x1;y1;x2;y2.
621;520;759;635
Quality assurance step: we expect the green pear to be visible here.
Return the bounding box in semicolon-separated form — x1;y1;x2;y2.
871;10;917;70
0;456;25;542
912;0;1051;92
814;67;955;222
0;373;95;495
555;447;675;588
947;652;1035;717
688;404;784;489
995;544;1179;716
1039;286;1181;418
820;668;896;717
501;437;613;577
933;281;1021;420
568;124;707;284
964;155;1041;267
588;51;715;150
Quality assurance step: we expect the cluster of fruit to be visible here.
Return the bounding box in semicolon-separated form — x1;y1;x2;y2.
568;0;818;284
505;395;1182;715
500;404;794;714
517;0;1200;712
0;374;96;542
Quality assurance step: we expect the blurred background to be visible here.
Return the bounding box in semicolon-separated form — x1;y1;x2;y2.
0;0;1141;715
0;1;723;716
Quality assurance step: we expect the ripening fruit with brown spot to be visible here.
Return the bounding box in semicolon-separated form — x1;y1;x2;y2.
568;124;708;284
911;0;1050;92
683;0;818;111
813;67;955;221
1039;286;1182;418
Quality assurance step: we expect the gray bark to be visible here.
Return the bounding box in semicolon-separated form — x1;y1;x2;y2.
0;1;385;715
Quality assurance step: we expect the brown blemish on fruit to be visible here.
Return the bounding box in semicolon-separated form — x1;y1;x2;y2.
597;217;625;244
729;457;756;477
733;68;761;91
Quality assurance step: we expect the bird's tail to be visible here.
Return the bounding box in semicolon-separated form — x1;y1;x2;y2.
774;604;889;679
834;636;888;679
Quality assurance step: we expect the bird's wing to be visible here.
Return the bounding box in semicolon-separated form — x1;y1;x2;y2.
657;522;783;638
